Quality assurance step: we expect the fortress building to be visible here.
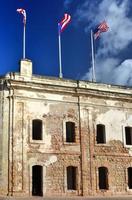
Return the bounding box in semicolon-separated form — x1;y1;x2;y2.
0;59;132;197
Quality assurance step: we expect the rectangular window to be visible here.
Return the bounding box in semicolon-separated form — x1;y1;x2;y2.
125;127;132;145
96;124;106;144
32;119;42;140
66;122;75;143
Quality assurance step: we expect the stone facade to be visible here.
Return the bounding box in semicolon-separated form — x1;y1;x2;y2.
0;60;132;197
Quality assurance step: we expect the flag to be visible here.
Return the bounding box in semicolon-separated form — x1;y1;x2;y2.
17;8;26;24
58;13;71;33
94;21;109;39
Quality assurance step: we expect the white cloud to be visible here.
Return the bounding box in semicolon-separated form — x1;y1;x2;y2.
98;0;132;54
82;57;120;82
112;59;132;85
75;0;132;86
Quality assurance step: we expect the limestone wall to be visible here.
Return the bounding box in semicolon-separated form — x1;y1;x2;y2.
0;72;132;197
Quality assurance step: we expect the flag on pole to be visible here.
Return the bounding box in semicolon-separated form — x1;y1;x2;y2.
58;13;71;33
17;8;26;25
94;21;109;39
91;21;109;82
17;8;26;59
58;13;71;78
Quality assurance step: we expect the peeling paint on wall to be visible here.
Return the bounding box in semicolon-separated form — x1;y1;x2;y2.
96;110;126;142
45;155;57;167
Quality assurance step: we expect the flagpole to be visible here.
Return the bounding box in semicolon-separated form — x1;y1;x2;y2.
58;28;63;78
23;23;26;59
91;30;96;82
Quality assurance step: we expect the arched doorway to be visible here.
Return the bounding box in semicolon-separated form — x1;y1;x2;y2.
128;167;132;189
98;167;109;190
67;166;77;190
32;165;43;196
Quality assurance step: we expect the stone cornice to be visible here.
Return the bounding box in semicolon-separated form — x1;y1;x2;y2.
3;72;132;101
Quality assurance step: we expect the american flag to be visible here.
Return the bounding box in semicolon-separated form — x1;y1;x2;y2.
17;8;26;25
58;13;71;33
94;21;109;39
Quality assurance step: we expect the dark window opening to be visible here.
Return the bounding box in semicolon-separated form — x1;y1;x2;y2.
67;166;77;190
66;122;75;143
96;124;106;144
128;167;132;189
125;127;132;145
99;167;108;190
32;119;42;140
32;165;43;196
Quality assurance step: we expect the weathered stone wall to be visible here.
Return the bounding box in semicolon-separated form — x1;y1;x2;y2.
79;94;132;196
1;70;132;197
9;86;81;196
0;88;3;180
0;83;9;195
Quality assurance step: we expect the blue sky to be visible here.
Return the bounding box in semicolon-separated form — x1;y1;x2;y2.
1;0;132;86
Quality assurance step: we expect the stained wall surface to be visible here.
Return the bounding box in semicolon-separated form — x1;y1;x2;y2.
0;60;132;197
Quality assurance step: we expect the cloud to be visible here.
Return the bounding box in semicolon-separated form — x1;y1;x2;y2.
97;0;132;55
82;57;120;82
112;59;132;85
75;0;132;86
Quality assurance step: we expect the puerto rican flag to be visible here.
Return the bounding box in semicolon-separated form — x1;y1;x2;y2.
17;8;26;24
58;13;71;33
94;21;109;39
